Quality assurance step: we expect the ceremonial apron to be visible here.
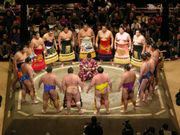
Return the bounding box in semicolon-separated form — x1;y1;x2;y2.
114;44;130;64
44;40;58;64
32;48;46;71
59;40;75;61
98;39;113;60
131;45;143;67
79;37;96;59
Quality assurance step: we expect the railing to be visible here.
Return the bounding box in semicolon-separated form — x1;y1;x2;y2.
2;60;15;135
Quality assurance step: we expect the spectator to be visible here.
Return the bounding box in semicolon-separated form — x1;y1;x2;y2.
60;8;69;19
0;15;5;26
0;25;6;39
122;120;134;135
46;6;55;17
53;26;60;40
31;10;43;25
131;18;141;33
127;12;136;26
97;8;108;26
110;6;124;21
11;28;20;51
145;31;155;46
28;26;35;41
39;20;49;33
172;33;180;57
152;27;161;43
159;41;171;60
3;10;15;33
143;127;155;135
107;3;116;16
59;15;68;27
86;12;97;27
70;12;81;28
55;21;63;31
84;116;103;135
1;33;9;44
40;27;47;37
153;13;162;26
83;7;91;23
0;40;11;61
46;12;56;25
124;3;132;18
11;20;20;31
139;12;147;27
159;123;173;135
111;12;121;29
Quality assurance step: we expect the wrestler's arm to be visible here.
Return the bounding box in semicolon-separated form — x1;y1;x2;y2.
58;33;62;50
138;65;145;82
107;76;112;92
77;31;81;47
131;36;135;53
61;77;66;93
71;31;75;47
38;77;43;89
86;77;95;93
118;75;125;92
110;32;114;49
128;34;132;50
142;36;146;54
95;32;99;48
91;29;95;46
13;53;18;71
77;76;84;92
54;39;58;50
54;76;62;92
114;34;117;50
28;66;34;86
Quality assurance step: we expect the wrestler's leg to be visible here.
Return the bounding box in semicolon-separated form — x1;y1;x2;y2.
24;80;37;104
21;83;27;103
50;90;61;112
144;80;150;103
155;64;159;89
61;62;64;67
121;89;128;113
129;91;136;110
148;76;154;100
42;92;49;113
110;59;114;66
102;92;110;114
99;59;103;65
74;92;83;115
66;93;72;115
10;71;18;91
136;79;148;106
95;94;101;115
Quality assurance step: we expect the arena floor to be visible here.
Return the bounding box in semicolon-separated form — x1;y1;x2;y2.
14;63;167;116
3;62;179;135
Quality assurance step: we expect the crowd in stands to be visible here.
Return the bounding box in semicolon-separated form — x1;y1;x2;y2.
0;2;179;61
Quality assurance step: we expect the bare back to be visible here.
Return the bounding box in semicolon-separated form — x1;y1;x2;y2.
63;74;81;87
21;63;33;77
123;71;136;83
93;73;110;85
41;73;58;86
